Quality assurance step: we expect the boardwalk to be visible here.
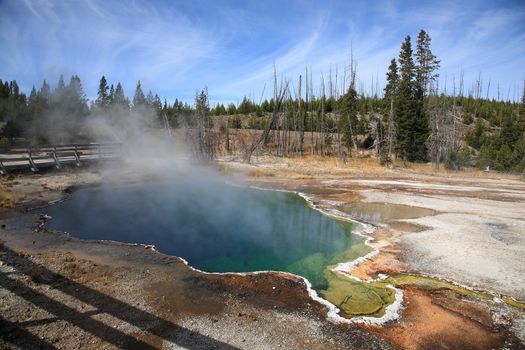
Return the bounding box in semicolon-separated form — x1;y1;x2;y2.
0;143;122;174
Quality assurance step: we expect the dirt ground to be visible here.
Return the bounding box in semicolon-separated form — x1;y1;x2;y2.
0;156;524;349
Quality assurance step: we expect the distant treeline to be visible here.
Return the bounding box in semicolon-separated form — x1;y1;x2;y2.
212;30;524;172
1;30;524;172
1;74;523;172
0;75;166;144
215;92;525;172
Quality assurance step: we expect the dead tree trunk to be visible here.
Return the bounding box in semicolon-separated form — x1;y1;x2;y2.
243;78;288;163
297;74;304;157
387;97;395;157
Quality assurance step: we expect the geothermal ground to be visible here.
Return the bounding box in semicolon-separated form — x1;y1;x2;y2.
0;157;524;349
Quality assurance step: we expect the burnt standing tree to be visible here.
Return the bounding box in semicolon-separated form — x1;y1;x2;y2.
243;67;288;163
296;74;304;157
427;83;445;169
338;54;358;160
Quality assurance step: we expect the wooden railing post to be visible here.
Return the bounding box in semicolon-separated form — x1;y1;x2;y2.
28;148;38;172
52;146;61;169
74;146;81;166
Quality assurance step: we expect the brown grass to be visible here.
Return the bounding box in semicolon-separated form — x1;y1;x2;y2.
246;168;275;178
243;155;392;178
398;161;522;180
0;180;17;208
232;152;523;182
218;128;523;181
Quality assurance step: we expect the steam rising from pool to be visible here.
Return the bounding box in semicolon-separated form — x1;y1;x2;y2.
42;178;369;290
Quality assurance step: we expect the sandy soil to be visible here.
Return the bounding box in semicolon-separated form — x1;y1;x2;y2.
1;157;525;349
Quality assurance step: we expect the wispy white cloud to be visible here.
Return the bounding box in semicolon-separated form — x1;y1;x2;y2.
1;0;524;103
1;0;219;97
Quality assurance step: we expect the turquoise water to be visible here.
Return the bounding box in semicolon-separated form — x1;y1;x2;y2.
42;180;368;290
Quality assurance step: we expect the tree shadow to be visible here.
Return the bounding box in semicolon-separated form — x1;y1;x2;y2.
0;246;239;349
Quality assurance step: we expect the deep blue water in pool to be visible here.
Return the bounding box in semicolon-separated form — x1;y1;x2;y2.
42;180;367;289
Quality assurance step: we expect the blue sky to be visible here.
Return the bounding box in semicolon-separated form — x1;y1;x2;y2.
1;0;524;105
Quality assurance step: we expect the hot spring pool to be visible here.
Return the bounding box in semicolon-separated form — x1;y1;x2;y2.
42;180;395;318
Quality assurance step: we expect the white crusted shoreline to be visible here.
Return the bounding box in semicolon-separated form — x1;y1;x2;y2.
228;185;404;324
295;191;404;325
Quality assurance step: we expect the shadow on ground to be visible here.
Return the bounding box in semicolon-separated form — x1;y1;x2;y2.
0;246;238;349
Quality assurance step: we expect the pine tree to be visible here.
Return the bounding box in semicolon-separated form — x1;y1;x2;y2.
67;75;89;119
415;30;440;95
495;143;513;170
227;103;237;115
132;80;146;109
109;84;115;104
39;80;51;103
338;85;358;151
28;86;37;104
238;97;256;114
394;32;439;162
384;58;399;158
519;82;525;134
466;118;485;149
52;75;67;115
413;29;439;161
500;113;519;147
44;75;89;143
395;35;417;161
27;80;52;142
95;75;110;108
57;74;66;92
0;80;8;100
153;93;162;111
9;81;20;99
113;82;128;109
146;90;154;106
27;86;38;117
385;59;400;98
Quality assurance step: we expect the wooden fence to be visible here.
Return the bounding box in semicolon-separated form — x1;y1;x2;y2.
0;143;122;175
